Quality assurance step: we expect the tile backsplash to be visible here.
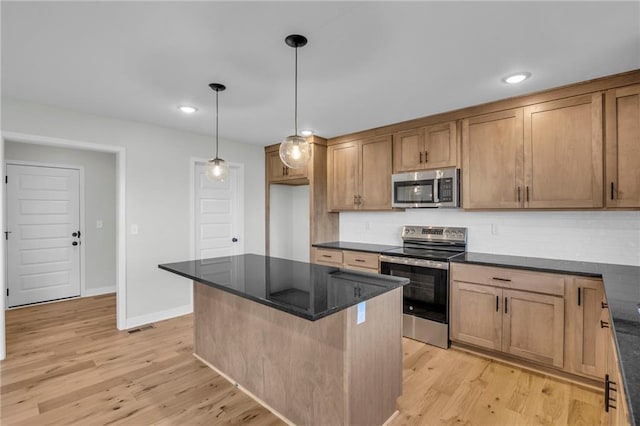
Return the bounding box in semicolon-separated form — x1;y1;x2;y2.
340;210;640;266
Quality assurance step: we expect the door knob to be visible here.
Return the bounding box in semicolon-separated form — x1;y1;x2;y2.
232;237;238;242
72;241;78;246
72;232;78;237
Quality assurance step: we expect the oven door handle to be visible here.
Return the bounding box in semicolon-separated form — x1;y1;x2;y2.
380;255;449;270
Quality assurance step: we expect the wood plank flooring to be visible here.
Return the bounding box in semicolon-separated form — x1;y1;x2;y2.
1;295;606;425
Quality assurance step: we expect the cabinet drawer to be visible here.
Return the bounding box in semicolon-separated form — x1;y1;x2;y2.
451;263;565;296
313;248;343;266
343;251;379;271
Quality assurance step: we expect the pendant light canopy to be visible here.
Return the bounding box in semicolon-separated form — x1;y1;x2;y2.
279;34;311;169
206;83;230;182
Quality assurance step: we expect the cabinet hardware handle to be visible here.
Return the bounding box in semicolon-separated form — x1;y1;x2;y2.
517;186;521;202
504;297;508;314
578;287;581;306
286;167;289;176
492;277;511;282
602;302;609;309
611;182;615;200
353;195;357;205
496;295;499;312
419;152;423;163
357;195;362;205
526;186;530;202
600;320;610;328
355;259;366;263
322;255;332;258
425;151;428;162
605;374;610;412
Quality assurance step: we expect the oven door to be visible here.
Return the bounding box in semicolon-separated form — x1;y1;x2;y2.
379;256;449;324
392;177;436;208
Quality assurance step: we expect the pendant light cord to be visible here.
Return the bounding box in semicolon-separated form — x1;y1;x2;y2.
294;46;298;136
215;89;219;158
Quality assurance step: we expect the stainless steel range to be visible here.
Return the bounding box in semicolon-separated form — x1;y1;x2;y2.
379;225;467;348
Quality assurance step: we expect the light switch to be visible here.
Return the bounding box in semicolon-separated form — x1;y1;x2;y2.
131;224;139;235
96;220;103;229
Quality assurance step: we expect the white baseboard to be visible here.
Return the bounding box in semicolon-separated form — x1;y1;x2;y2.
125;303;193;330
84;286;116;297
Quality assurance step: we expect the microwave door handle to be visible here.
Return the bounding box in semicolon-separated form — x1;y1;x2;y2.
433;178;440;203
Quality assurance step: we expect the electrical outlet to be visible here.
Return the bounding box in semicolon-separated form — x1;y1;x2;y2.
96;220;103;229
131;224;139;235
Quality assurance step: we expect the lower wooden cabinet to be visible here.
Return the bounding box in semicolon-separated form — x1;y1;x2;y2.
565;277;607;380
452;264;616;376
450;277;564;369
605;324;631;426
312;247;379;273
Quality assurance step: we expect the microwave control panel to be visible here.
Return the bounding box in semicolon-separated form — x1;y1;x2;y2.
439;178;454;202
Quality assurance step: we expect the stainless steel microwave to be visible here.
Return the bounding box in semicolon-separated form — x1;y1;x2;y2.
391;168;460;208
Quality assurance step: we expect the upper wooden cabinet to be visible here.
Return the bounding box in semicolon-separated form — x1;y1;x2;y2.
524;93;603;208
462;109;524;209
393;121;457;173
606;84;640;208
267;150;307;184
463;93;604;209
328;136;393;211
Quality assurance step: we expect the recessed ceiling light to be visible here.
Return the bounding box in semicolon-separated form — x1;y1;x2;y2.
300;130;314;137
178;105;198;114
502;72;531;84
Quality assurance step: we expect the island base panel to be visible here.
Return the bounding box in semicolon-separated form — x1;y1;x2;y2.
193;281;403;425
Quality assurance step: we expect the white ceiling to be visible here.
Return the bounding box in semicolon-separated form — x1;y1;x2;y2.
2;1;639;146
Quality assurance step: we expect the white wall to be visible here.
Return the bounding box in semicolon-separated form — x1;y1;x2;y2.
340;209;640;266
269;184;309;262
1;97;265;322
5;141;117;294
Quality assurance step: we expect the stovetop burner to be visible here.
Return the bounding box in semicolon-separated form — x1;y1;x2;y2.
382;246;463;261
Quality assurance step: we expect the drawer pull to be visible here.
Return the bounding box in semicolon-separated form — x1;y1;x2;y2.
496;295;499;312
492;277;511;282
355;259;366;263
321;254;332;258
504;297;508;314
602;302;609;309
604;374;618;412
600;320;610;329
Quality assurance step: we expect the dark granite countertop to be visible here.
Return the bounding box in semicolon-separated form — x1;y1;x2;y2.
313;241;400;254
159;254;408;321
451;252;640;425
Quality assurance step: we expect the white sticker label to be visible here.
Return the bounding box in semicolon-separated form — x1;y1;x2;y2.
357;302;366;324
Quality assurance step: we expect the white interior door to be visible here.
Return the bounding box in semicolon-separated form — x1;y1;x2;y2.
194;162;244;259
6;164;81;307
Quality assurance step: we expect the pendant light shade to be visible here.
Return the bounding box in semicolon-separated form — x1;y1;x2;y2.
206;83;229;182
279;34;311;169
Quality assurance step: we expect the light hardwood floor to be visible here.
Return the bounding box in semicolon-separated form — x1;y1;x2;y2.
1;294;606;425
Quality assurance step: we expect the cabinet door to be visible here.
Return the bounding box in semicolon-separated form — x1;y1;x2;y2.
502;289;564;368
268;151;288;182
566;278;606;380
424;121;457;169
524;93;603;208
462;109;524;209
606;84;640;208
327;142;359;211
359;136;393;210
393;128;424;173
450;280;502;351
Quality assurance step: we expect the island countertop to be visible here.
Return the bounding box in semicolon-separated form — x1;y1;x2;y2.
159;253;408;321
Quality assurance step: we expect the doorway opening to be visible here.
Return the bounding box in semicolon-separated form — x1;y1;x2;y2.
1;131;126;360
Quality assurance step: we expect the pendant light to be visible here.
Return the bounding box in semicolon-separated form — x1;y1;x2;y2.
279;34;311;169
206;83;229;182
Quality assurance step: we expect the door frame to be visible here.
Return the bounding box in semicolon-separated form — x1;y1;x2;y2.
5;160;86;306
1;131;127;361
189;157;245;259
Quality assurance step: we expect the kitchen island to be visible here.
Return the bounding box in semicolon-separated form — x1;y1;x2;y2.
159;254;408;425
